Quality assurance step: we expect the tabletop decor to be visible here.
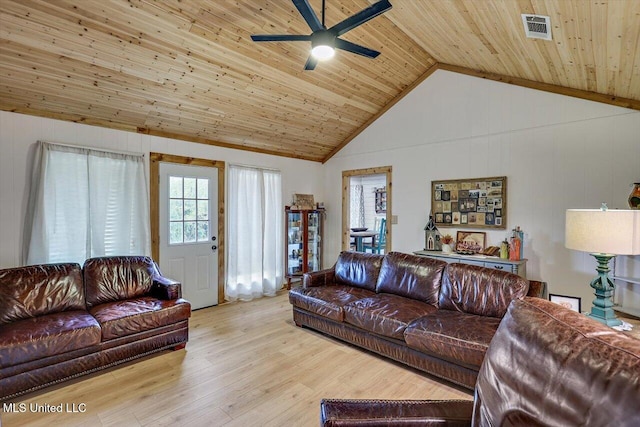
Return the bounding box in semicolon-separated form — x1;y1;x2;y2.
629;182;640;209
441;234;454;253
423;215;442;251
565;203;640;326
455;231;486;254
292;193;315;210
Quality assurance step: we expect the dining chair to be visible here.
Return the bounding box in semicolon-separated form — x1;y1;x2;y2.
363;218;386;254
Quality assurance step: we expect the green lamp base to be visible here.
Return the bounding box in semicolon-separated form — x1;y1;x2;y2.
587;253;622;327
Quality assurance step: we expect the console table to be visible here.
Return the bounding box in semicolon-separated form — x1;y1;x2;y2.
414;250;527;278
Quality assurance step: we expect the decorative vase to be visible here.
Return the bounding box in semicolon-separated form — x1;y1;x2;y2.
629;183;640;209
509;234;521;261
442;243;453;254
500;240;509;259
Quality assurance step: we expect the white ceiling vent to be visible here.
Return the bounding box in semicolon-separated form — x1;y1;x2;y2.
521;14;552;41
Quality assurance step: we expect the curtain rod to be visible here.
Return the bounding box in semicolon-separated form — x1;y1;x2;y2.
229;162;280;172
39;140;145;158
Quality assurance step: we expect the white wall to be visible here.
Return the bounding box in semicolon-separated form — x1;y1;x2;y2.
324;70;640;308
0;111;323;269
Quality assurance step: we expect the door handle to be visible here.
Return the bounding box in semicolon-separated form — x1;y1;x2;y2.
211;245;218;251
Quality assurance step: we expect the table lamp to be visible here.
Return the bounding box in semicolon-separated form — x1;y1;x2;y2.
565;204;640;326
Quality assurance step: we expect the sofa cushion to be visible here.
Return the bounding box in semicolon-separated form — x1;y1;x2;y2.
375;253;446;304
343;294;438;340
0;311;101;368
334;251;384;292
84;256;160;308
404;310;501;370
289;286;376;322
473;297;640;427
0;263;85;324
438;263;529;318
89;297;191;340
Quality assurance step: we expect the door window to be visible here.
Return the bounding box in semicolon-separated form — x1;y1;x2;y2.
169;176;210;244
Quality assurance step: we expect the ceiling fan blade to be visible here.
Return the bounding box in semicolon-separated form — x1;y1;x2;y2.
335;38;380;58
329;0;392;36
304;55;318;70
293;0;324;32
251;34;311;42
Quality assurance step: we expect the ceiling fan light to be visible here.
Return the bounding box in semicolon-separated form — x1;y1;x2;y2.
311;44;335;60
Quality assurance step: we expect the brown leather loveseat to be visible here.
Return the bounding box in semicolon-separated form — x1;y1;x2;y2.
320;297;640;426
290;251;543;390
0;256;191;401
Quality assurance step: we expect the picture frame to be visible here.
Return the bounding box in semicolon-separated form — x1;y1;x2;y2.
292;193;315;210
431;176;507;229
455;231;486;254
549;294;582;313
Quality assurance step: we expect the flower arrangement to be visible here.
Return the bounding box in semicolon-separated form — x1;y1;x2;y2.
441;234;454;245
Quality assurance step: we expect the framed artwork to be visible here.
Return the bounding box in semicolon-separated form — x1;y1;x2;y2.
292;193;315;210
431;176;507;229
549;294;582;313
455;231;486;254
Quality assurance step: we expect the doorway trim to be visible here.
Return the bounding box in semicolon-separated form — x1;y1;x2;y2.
150;152;226;304
341;166;392;252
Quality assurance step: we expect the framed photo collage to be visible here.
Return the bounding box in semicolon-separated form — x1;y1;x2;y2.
431;176;507;229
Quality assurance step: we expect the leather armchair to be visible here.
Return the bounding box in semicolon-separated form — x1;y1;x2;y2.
320;297;640;426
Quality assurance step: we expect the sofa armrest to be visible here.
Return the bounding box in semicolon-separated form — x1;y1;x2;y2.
151;275;182;300
302;268;335;288
320;399;473;427
527;280;547;299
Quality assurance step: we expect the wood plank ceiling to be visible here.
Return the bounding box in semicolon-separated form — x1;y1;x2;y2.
1;1;639;163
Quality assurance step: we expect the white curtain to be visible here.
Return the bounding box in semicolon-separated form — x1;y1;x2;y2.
227;165;283;301
23;141;150;265
350;184;365;228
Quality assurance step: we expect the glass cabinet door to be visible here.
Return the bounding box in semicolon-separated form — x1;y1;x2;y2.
285;208;324;288
306;211;322;272
286;211;303;276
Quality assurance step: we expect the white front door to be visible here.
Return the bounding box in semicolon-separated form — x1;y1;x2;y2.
159;162;219;309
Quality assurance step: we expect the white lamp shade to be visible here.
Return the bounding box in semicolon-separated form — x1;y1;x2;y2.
565;209;640;255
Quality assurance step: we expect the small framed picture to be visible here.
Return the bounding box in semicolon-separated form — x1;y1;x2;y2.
293;193;315;210
549;294;582;313
455;231;486;254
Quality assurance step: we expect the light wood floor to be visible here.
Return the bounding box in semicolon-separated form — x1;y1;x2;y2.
2;291;471;427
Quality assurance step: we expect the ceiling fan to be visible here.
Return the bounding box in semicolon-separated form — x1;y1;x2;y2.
251;0;392;70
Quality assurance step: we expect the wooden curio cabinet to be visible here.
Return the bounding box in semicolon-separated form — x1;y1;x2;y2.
285;207;324;289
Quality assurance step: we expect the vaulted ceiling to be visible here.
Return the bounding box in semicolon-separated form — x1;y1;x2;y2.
1;1;639;162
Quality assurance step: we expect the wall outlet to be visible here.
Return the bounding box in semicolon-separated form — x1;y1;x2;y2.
392;215;398;224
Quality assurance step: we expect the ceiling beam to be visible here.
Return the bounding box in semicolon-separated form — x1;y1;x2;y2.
136;128;316;161
438;63;640;112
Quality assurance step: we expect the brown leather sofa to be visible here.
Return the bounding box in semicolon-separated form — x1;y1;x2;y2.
0;256;191;401
320;297;640;426
290;251;543;390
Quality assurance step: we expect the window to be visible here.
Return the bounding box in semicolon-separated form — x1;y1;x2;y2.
169;176;210;244
23;141;150;265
